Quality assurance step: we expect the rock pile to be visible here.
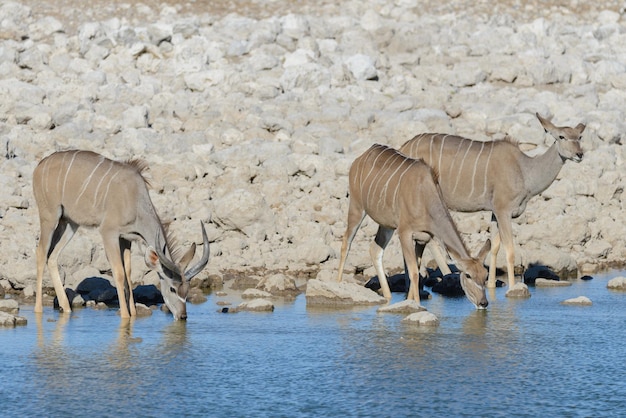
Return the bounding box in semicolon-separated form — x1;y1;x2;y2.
1;1;625;300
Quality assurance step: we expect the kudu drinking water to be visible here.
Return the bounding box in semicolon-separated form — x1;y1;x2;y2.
399;113;585;288
33;150;210;320
336;144;490;308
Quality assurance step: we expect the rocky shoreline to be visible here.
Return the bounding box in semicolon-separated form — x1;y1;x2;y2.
1;0;626;304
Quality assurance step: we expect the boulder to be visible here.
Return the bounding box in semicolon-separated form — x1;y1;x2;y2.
232;298;275;312
305;279;387;306
607;276;626;290
0;311;27;327
506;282;531;298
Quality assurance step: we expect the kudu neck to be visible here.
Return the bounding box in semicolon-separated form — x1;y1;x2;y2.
522;141;564;197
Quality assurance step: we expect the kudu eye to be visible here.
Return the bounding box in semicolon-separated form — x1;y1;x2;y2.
169;286;176;293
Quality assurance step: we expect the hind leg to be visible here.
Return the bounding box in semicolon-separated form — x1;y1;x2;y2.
370;226;394;298
45;219;79;313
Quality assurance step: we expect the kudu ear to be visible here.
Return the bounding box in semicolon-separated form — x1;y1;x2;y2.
477;239;491;262
575;123;586;135
145;246;163;272
536;112;553;132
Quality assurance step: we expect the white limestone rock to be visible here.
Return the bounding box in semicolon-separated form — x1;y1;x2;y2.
561;296;592;306
402;311;439;326
305;279;387;306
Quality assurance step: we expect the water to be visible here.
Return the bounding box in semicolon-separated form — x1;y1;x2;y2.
2;271;626;417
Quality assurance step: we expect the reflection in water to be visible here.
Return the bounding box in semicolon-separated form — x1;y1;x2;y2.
9;273;626;417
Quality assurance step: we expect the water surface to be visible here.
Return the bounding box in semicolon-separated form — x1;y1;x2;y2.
2;271;625;417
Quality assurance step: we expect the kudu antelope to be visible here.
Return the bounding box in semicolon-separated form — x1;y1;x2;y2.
33;150;210;320
399;113;585;288
336;144;490;309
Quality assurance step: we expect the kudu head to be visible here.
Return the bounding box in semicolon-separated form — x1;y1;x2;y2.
458;239;491;309
145;222;210;320
536;113;585;163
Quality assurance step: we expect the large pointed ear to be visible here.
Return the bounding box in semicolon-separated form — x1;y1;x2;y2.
144;246;162;272
536;112;553;132
477;239;491;261
575;123;586;135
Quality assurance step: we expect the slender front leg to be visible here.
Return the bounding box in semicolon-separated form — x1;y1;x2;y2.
487;215;501;288
35;217;59;313
370;226;395;299
121;239;136;317
336;201;366;282
103;233;131;318
398;229;426;303
497;218;517;288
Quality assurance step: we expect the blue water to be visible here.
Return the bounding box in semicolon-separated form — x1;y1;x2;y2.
2;271;626;417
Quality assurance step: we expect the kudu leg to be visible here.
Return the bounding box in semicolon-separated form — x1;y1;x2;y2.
497;220;517;288
35;218;60;313
370;226;394;299
487;216;501;289
45;220;78;314
429;242;453;276
121;239;136;317
336;206;366;282
102;233;132;318
398;229;425;303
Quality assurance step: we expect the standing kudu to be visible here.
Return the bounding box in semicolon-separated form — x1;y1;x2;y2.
399;113;585;288
33;150;210;320
336;144;490;309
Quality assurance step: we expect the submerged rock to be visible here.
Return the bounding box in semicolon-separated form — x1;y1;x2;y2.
402;311;439;326
535;278;572;287
377;300;426;314
561;296;592;306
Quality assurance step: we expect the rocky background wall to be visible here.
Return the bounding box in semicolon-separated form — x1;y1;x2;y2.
1;0;625;294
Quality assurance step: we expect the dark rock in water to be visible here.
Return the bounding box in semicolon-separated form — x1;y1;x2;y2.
422;275;440;288
431;273;465;297
53;288;78;311
365;274;430;300
365;273;408;293
426;264;460;281
580;275;593;281
523;265;560;285
76;276;118;303
133;285;164;304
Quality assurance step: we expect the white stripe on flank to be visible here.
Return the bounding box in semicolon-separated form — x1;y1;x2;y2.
361;146;385;201
93;161;114;206
448;138;465;184
391;160;414;208
61;151;80;202
452;140;473;195
469;142;486;198
437;135;448;175
101;169;121;207
75;157;105;206
482;141;495;197
378;153;407;213
370;150;397;210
